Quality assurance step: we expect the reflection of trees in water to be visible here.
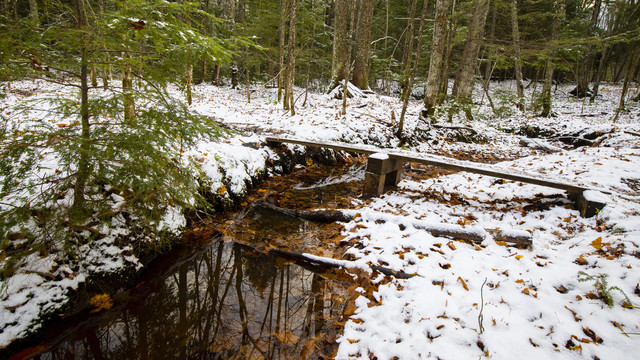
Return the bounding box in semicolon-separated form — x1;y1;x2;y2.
43;242;342;359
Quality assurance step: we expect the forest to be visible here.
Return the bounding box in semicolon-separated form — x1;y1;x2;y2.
1;0;640;359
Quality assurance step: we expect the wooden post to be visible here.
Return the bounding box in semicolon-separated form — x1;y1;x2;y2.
363;153;403;197
574;190;607;218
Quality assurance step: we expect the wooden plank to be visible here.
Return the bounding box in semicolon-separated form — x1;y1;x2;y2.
265;136;378;155
265;136;589;193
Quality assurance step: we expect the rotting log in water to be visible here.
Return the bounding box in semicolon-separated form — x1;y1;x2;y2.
258;200;354;223
236;242;415;279
258;201;532;247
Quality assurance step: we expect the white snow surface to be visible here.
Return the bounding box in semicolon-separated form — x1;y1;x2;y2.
2;79;640;357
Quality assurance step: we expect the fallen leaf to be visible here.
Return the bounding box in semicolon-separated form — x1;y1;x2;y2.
590;237;603;250
217;186;227;195
274;330;300;344
575;256;588;266
457;276;469;291
522;288;530;295
447;241;456;251
515;255;524;260
89;294;113;313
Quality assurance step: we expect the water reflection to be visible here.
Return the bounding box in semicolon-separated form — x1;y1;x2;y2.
39;241;345;359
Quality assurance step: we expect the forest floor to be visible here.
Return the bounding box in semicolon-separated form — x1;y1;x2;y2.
2;79;640;359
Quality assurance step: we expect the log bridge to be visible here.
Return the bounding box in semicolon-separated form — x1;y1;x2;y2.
265;136;606;217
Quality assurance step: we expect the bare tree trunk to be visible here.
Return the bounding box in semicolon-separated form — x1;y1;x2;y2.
439;0;458;100
28;0;39;24
330;0;349;89
423;0;452;116
452;0;490;114
342;0;357;115
613;51;639;122
352;0;375;90
510;0;524;109
73;0;91;211
483;4;496;83
398;0;430;139
540;0;565;117
278;0;288;101
284;0;297;115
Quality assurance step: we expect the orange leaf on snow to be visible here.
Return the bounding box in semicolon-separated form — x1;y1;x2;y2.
575;256;588;266
590;237;603;250
457;277;469;291
217;186;227;195
447;241;456;251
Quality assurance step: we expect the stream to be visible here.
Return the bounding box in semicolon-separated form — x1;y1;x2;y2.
16;161;367;360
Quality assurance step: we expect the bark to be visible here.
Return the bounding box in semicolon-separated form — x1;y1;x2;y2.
258;201;353;223
540;0;565;117
341;0;356;114
258;202;531;247
510;0;524;108
439;0;458;100
277;0;287;101
613;51;639;122
73;0;91;210
283;0;297;115
423;0;452;116
123;54;135;121
352;0;375;90
452;0;490;108
28;0;39;24
483;4;496;83
330;0;349;89
398;0;428;138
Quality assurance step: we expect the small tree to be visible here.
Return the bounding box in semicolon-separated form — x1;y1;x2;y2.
0;0;234;272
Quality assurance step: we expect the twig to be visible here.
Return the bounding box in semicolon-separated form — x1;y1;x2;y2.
478;277;487;334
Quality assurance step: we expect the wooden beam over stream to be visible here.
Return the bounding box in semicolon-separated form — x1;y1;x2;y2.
265;136;607;217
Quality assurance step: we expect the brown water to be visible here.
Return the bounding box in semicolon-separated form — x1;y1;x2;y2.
21;162;366;360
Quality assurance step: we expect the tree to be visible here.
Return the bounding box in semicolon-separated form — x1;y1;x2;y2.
0;0;233;259
451;0;491;116
283;0;298;114
510;0;524;109
398;0;429;138
352;0;375;90
540;0;565;117
330;0;350;89
423;0;453;116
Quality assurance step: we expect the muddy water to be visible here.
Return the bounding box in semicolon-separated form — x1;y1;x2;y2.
26;162;366;360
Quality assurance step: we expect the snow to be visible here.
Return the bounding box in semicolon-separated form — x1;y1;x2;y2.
2;78;640;357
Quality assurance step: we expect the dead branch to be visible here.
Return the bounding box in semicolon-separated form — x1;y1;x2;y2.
431;124;478;134
624;130;640;137
258;201;354;223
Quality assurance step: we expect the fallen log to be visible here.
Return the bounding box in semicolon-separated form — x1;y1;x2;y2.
259;202;532;247
268;248;415;279
258;201;354;223
519;137;562;153
432;124;478;134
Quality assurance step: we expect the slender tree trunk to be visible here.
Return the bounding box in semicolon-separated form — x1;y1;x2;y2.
591;46;610;102
28;0;39;24
73;0;91;211
540;0;565;117
484;5;496;83
613;51;639;122
284;0;297;114
331;0;349;90
398;0;429;138
510;0;524;109
278;0;288;101
342;0;357;114
452;0;490;112
439;0;457;100
423;0;452;116
352;0;375;90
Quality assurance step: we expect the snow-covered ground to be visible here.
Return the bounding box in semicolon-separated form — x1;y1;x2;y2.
2;79;640;358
